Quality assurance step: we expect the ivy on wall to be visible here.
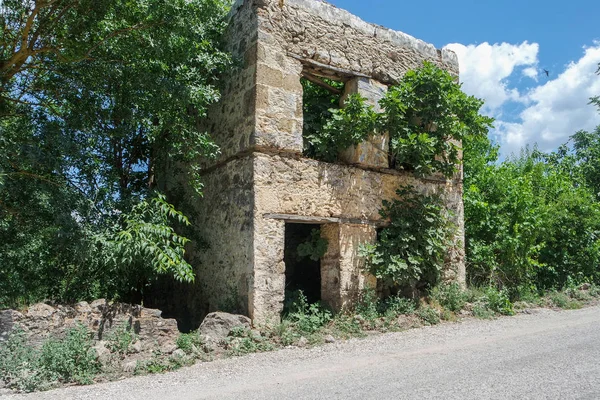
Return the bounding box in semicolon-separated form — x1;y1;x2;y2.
359;186;457;291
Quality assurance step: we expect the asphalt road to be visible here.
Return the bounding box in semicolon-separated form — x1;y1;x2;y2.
5;306;600;400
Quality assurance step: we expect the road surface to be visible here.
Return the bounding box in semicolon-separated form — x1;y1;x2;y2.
4;306;600;400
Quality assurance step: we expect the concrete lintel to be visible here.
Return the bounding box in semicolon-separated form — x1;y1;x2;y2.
263;213;386;227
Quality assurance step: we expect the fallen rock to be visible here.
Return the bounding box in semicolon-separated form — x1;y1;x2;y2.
297;336;309;347
90;299;106;312
199;312;251;342
94;341;111;365
580;283;592;291
75;301;92;314
324;335;336;344
172;349;186;359
160;343;177;354
122;360;137;373
26;303;55;319
130;341;143;354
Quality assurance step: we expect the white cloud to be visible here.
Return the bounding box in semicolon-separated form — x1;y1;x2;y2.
522;67;539;81
498;44;600;155
445;41;539;112
445;41;600;157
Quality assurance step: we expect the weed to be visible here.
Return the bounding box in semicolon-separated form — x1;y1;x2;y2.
226;327;274;356
176;332;204;355
283;291;332;335
431;283;466;312
472;303;495;319
547;291;582;309
0;325;100;392
106;324;137;356
416;306;440;325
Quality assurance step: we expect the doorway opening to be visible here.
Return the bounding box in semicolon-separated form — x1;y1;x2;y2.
283;223;325;309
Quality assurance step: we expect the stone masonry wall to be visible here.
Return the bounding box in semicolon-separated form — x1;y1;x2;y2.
175;0;464;323
253;153;465;319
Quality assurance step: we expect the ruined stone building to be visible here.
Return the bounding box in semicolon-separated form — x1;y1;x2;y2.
165;0;465;326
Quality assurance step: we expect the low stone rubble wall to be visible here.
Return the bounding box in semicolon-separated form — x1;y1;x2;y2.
0;300;179;355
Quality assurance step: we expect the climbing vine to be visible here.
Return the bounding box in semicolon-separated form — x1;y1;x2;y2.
360;186;457;291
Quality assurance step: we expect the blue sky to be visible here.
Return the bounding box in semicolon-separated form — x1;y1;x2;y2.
328;0;600;156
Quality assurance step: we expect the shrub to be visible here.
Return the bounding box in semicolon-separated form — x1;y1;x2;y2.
106;324;137;356
431;282;466;312
361;186;456;290
226;327;274;356
416;306;440;325
176;332;204;355
283;291;332;335
38;325;100;385
0;325;100;392
0;331;47;392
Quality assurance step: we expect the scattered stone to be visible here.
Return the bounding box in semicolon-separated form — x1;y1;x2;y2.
172;349;186;359
160;343;177;354
131;341;143;354
90;299;106;312
75;301;92;314
122;361;137;373
580;283;592;291
93;342;111;365
199;312;251;342
324;335;336;344
297;336;309;347
26;303;55;319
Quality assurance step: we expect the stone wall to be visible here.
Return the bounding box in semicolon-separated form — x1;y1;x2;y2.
0;301;179;354
252;153;465;319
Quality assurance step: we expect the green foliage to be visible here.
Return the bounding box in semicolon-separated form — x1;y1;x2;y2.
0;0;232;307
360;186;456;289
466;287;514;316
304;93;378;162
283;291;332;335
415;306;440;325
226;327;274;356
547;291;582;310
0;326;100;392
296;229;329;262
431;282;466;312
106;324;138;356
0;330;48;392
38;325;100;385
303;62;492;178
100;194;195;286
301;78;345;160
381;62;493;177
464;138;600;292
176;333;204;355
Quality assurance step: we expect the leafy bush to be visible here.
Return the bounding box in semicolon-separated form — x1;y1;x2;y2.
431;282;466;312
176;333;204;355
303;62;492;178
0;331;47;392
381;62;493;177
226;327;274;356
0;325;100;392
106;324;138;356
416;306;440;325
38;325;100;385
283;291;332;335
360;186;456;290
296;229;329;262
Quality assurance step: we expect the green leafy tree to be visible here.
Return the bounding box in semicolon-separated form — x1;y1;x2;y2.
0;0;232;307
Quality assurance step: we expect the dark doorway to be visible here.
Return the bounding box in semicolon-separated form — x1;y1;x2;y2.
284;223;323;307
